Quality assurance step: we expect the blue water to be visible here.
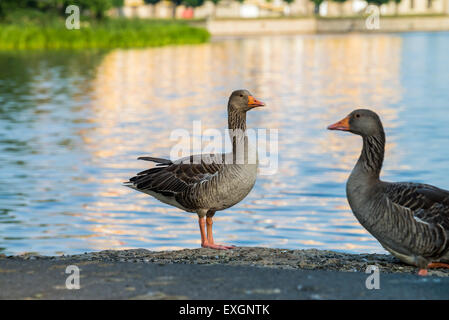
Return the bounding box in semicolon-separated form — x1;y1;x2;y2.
1;32;448;255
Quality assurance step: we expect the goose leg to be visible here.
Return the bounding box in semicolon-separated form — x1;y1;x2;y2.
206;217;214;244
418;262;449;276
206;216;235;249
197;214;234;250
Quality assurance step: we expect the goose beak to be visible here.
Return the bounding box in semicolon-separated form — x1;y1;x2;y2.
248;96;265;108
328;116;350;131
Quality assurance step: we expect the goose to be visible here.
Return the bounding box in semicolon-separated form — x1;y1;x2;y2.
328;109;449;276
124;90;265;250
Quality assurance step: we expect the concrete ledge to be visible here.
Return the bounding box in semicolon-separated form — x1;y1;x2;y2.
207;18;316;35
207;16;449;35
2;248;449;299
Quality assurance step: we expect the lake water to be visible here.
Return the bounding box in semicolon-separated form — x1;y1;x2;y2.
1;32;449;256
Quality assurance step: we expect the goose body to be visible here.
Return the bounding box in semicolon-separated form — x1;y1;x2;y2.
125;90;265;249
125;154;258;213
329;109;449;274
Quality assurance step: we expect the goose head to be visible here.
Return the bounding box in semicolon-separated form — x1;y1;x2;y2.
228;89;265;113
327;109;384;137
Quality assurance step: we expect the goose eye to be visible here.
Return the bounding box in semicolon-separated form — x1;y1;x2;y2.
355;114;361;118
239;94;243;97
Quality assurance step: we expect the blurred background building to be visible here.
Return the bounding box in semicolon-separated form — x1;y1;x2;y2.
117;0;449;19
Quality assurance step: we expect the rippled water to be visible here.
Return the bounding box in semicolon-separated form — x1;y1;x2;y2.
1;32;449;255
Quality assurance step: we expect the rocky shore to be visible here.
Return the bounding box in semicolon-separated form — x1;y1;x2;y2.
1;247;449;299
6;247;449;276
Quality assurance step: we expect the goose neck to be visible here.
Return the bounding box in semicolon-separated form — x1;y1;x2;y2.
356;132;385;180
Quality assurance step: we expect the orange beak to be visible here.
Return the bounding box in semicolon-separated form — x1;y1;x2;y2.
328;116;351;131
248;95;265;108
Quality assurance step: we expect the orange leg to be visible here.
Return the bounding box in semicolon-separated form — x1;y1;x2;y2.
418;262;449;276
198;217;234;250
206;217;214;244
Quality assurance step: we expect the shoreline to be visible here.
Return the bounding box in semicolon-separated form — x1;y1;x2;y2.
2;247;449;299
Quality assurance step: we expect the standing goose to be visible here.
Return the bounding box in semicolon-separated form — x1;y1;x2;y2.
328;109;449;275
124;90;265;250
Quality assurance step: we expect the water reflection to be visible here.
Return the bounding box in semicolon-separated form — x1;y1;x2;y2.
1;32;449;255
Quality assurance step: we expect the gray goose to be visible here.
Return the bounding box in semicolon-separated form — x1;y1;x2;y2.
328;109;449;276
124;90;265;250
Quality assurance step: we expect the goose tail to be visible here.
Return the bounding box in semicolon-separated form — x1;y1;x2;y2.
123;156;173;188
122;181;135;188
137;156;172;166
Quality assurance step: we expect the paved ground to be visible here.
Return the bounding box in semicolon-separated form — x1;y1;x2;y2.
1;247;448;300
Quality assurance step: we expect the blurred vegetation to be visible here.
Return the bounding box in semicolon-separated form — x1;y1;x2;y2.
0;0;125;19
0;0;210;49
0;17;210;49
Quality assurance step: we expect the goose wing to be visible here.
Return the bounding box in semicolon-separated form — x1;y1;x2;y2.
125;154;226;198
378;182;449;259
385;182;449;229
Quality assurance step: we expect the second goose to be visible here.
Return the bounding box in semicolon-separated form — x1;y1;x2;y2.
328;109;449;275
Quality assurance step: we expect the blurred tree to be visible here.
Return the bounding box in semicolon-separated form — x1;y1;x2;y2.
0;0;61;18
111;0;124;7
184;0;205;7
366;0;389;6
0;0;121;19
78;0;114;19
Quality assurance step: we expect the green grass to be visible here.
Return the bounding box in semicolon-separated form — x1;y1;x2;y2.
0;12;210;50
